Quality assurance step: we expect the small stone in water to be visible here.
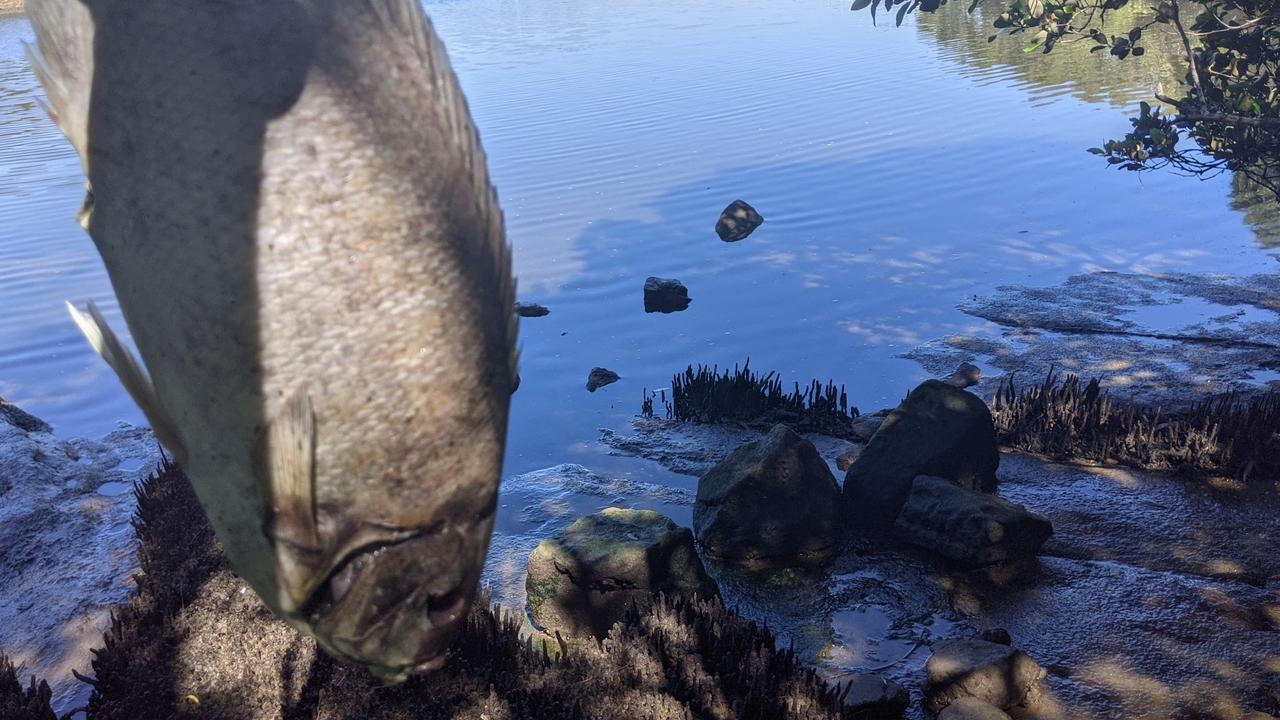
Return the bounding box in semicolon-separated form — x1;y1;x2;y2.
586;367;620;392
515;302;550;318
715;199;763;242
643;277;691;314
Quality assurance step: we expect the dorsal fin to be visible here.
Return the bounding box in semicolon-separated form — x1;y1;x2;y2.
65;301;187;463
364;0;520;390
26;0;95;175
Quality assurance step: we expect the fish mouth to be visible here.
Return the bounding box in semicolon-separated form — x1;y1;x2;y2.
300;522;484;680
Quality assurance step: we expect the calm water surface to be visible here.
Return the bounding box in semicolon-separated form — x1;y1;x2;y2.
1;0;1278;481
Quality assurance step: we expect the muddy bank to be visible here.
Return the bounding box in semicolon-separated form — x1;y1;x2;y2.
604;419;1280;718
905;271;1280;409
0;403;159;714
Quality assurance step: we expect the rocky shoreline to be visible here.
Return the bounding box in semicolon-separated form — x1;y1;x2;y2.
3;374;1280;718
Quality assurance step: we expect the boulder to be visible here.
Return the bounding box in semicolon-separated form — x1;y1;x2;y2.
937;697;1012;720
714;199;764;242
893;476;1052;566
695;425;842;569
643;277;692;313
842;380;999;529
850;414;884;442
515;301;550;317
526;508;718;638
841;673;909;718
586;367;620;392
925;638;1046;715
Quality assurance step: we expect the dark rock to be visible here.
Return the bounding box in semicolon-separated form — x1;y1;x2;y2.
850;415;884;442
925;638;1046;715
715;199;764;242
937;697;1012;720
836;445;862;472
0;398;51;434
526;508;719;638
586;367;620;392
515;302;550;318
840;672;909;717
893;476;1052;566
947;362;981;389
841;380;999;529
643;276;692;313
695;424;842;569
979;628;1013;646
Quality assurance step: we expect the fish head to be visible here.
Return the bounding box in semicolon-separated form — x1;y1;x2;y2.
257;392;502;682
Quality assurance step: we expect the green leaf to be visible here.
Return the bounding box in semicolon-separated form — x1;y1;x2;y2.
1131;45;1145;56
1090;44;1108;52
1128;27;1142;42
1028;0;1045;18
851;0;873;11
895;2;911;25
1087;147;1106;154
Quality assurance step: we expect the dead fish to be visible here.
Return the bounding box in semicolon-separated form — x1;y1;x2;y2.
28;0;517;682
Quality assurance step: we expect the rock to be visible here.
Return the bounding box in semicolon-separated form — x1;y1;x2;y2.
525;508;719;638
946;362;981;389
840;673;909;718
694;424;842;569
925;638;1046;715
836;445;862;472
586;367;620;392
979;628;1013;646
937;697;1012;720
643;276;692;313
851;415;884;442
515;301;550;317
893;476;1052;566
841;380;999;529
714;199;764;242
0;397;51;434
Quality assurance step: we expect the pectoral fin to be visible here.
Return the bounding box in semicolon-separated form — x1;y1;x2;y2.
258;390;320;551
66;301;186;463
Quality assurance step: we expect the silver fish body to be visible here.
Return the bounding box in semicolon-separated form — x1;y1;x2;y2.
28;0;517;681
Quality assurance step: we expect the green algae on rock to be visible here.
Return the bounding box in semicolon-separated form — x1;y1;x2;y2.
526;508;719;638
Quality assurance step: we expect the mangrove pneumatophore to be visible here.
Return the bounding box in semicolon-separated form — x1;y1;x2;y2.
644;360;859;438
992;369;1280;483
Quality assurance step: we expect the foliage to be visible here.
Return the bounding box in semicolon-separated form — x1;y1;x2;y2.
855;0;1280;196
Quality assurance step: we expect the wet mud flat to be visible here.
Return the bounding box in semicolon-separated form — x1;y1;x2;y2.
905;271;1280;410
598;419;1280;719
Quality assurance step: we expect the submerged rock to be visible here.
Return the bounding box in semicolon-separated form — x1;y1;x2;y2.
585;367;620;392
714;199;764;242
643;276;692;313
924;638;1046;715
946;362;981;389
695;424;842;569
840;672;909;718
526;508;718;638
893;476;1052;566
842;380;999;529
937;697;1012;720
514;301;550;317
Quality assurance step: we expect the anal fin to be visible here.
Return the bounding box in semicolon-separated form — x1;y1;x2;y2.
258;390;320;552
66;301;187;463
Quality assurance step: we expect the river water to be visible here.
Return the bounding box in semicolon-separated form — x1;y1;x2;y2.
4;1;1280;716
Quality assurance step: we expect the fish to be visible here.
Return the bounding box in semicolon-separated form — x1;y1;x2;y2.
27;0;518;682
